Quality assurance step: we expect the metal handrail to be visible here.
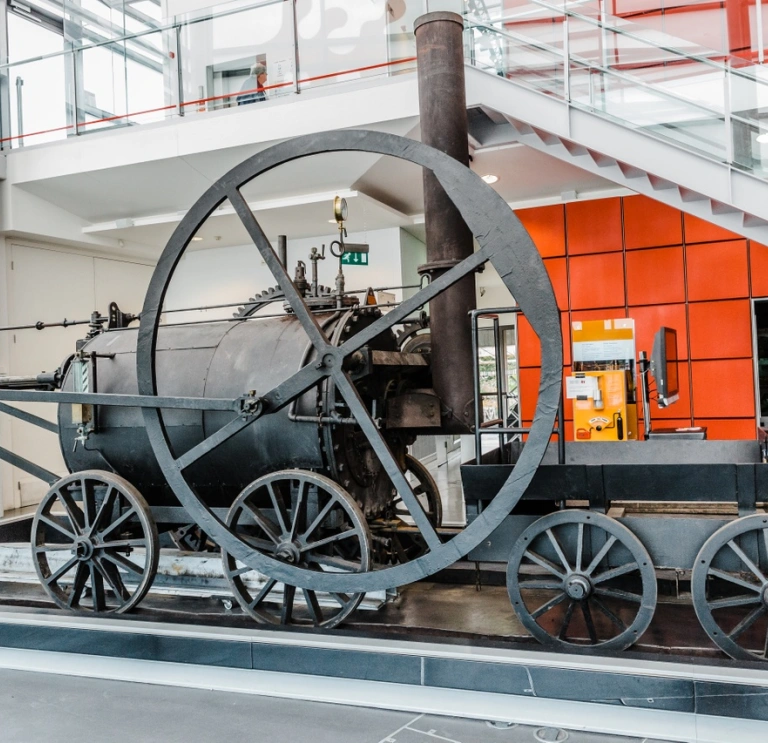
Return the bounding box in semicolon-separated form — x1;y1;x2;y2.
470;306;566;466
0;0;285;71
468;0;768;84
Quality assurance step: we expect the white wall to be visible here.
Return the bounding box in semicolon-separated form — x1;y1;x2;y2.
0;243;154;512
164;226;406;322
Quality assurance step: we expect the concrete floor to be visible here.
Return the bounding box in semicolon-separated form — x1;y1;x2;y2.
0;668;671;743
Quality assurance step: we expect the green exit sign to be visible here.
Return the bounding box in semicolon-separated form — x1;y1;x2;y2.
341;251;369;266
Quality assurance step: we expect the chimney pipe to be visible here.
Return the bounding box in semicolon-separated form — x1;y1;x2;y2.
414;11;476;431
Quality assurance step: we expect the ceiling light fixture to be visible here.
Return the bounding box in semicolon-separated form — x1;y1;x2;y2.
191;236;203;241
757;132;768;144
481;174;499;184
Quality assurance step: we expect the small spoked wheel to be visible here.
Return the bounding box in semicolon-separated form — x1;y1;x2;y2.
692;514;768;662
32;470;159;614
507;511;657;652
222;470;371;629
395;454;443;527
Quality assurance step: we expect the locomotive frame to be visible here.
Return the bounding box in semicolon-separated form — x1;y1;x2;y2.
0;129;767;663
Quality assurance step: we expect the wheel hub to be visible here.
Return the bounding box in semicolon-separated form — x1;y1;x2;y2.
275;541;301;564
564;573;592;600
761;585;768;607
74;536;95;561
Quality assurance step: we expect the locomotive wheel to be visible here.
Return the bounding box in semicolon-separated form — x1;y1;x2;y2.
507;511;657;652
396;454;442;528
137;129;562;594
31;470;159;614
692;514;768;662
222;470;370;629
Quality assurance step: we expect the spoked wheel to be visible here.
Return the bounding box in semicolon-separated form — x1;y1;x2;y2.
381;454;443;564
396;454;442;527
507;511;657;652
222;470;370;629
137;129;563;595
32;470;159;614
692;514;768;662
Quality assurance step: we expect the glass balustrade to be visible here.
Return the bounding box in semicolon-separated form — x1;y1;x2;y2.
0;0;423;148
465;0;768;180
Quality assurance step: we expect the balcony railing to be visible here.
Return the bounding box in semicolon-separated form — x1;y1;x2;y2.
464;0;768;180
2;0;424;149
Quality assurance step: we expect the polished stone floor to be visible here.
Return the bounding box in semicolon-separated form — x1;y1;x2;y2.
0;668;671;743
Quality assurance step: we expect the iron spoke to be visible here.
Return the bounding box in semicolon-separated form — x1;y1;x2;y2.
575;522;584;573
302;498;336;542
331;592;352;608
56;489;84;536
38;514;76;542
582;600;598;644
101;550;143;576
558;599;575;640
333;370;441;551
34;544;73;552
290;480;307;541
268;482;290;537
530;592;567;619
301;528;359;553
708;594;763;610
248;578;278;609
546;528;571;574
175;415;258;472
592;596;627;631
303;589;324;626
592;561;638;585
523;549;566;579
98;507;137;540
242;502;281;544
68;563;89;608
228;189;330;351
45;556;79;585
94;557;129;601
89;486;117;537
726;540;768;585
728;604;766;641
281;583;296;624
89;563;106;612
708;567;763;593
594;586;642;603
82;478;95;530
229;564;253;579
305;554;362;572
584;535;617;575
518;580;562;591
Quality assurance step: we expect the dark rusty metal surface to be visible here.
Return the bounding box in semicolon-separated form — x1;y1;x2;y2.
386;393;441;429
136;128;562;593
415;11;476;431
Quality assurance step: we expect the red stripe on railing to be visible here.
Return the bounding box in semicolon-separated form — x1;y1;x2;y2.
3;56;418;145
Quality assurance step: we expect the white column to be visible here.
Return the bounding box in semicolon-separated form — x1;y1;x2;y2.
0;237;11;516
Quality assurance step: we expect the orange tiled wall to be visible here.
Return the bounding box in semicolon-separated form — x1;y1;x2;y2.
514;195;764;441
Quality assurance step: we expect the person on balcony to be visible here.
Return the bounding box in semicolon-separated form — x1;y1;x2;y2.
237;63;268;105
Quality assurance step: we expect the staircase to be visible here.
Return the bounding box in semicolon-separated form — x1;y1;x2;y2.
463;1;768;245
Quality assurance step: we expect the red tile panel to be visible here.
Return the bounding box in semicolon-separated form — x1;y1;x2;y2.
653;361;692;420
686;240;749;301
569;253;626;309
750;241;768;297
517;315;540;368
544;257;569;310
516;205;566;258
688;300;753;360
519;366;541;422
684;214;741;244
566;199;623;255
626;246;685;306
623;195;683;249
690;359;756;418
694;419;757;440
628;304;688;360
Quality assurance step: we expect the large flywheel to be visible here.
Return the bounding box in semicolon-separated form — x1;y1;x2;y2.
136;129;562;594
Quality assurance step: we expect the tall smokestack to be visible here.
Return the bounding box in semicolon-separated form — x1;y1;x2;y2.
414;11;476;431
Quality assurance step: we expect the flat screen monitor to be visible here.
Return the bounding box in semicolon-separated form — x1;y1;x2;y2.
650;327;679;408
